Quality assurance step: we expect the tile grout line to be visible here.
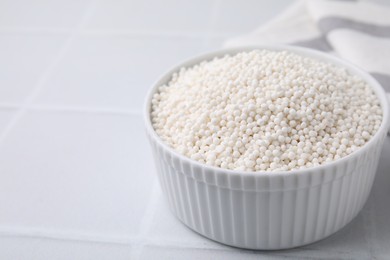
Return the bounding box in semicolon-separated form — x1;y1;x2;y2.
0;226;137;246
3;224;340;258
0;226;229;251
0;27;73;34
130;181;161;259
0;226;360;259
0;0;96;144
0;103;143;116
0;27;233;39
82;29;230;39
26;104;142;116
0;103;21;110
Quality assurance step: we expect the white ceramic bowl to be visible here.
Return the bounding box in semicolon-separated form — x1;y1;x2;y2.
144;45;390;250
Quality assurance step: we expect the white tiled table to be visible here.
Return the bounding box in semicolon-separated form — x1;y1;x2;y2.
0;0;389;259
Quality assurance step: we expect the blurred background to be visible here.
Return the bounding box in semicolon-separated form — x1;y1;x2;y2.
0;0;389;259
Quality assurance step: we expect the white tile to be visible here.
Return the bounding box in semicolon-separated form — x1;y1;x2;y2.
368;137;390;259
0;33;67;103
35;35;205;111
0;108;17;133
0;0;90;29
0;236;132;260
212;0;292;36
0;110;156;237
86;0;215;34
146;188;224;249
140;246;281;260
200;36;227;53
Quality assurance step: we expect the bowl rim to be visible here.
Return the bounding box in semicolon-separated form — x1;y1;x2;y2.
143;44;390;178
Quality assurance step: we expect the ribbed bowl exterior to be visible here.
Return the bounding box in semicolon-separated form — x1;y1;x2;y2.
144;46;390;250
147;129;386;250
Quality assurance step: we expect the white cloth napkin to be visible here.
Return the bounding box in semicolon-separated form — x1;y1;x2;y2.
224;0;390;93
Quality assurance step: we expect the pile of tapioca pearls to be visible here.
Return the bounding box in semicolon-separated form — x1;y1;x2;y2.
151;50;382;172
